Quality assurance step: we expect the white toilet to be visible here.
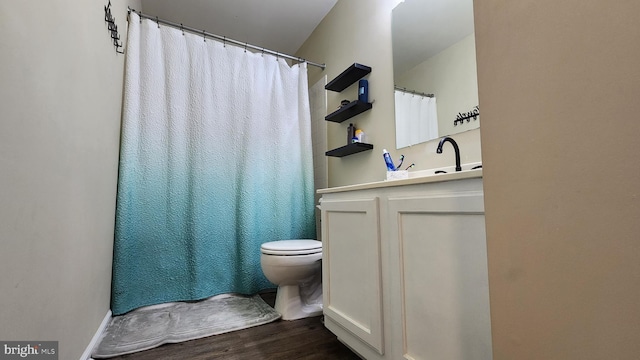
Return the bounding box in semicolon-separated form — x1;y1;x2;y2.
260;239;323;320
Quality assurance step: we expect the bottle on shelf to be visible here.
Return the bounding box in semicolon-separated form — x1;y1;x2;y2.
358;79;369;103
347;123;356;144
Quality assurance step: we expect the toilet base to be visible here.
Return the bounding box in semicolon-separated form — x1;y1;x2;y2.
275;284;323;320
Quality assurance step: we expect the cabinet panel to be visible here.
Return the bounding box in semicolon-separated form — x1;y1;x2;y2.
388;193;492;360
321;198;384;354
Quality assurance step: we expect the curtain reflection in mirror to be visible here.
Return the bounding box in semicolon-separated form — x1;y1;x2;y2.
394;89;439;149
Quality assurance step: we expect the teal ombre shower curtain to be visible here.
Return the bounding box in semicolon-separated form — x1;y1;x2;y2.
111;12;315;315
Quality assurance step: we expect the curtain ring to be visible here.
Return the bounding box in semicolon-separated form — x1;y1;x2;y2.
180;23;184;35
203;30;206;42
261;48;264;57
156;16;159;28
223;36;226;47
244;43;247;53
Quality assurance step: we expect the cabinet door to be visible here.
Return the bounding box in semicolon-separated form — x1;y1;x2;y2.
321;197;384;354
388;192;492;360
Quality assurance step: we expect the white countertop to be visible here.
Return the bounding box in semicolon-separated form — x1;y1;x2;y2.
317;168;483;194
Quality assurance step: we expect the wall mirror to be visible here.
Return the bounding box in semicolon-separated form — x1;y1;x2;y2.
392;0;479;149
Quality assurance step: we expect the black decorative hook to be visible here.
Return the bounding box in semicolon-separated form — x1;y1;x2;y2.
104;1;123;53
453;105;480;126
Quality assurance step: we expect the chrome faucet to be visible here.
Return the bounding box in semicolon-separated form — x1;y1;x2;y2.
436;137;462;172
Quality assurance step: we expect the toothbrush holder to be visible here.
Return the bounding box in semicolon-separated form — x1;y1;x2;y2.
386;170;409;181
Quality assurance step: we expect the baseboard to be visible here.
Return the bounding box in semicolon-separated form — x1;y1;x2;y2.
79;309;112;360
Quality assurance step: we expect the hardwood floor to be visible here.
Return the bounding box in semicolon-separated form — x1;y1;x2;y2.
107;292;361;360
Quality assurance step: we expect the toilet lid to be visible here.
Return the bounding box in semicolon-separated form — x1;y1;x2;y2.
261;239;322;256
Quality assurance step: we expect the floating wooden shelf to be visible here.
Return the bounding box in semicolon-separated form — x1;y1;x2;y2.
325;63;372;92
324;63;373;157
325;142;374;157
325;100;372;123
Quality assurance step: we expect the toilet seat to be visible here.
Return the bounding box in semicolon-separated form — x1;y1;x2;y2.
261;239;322;256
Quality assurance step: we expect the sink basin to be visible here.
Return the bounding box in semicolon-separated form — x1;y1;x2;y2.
408;162;482;178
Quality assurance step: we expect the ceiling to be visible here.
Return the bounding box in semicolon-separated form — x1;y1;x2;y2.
139;0;338;56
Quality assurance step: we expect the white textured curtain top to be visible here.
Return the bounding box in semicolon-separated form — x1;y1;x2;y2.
394;90;439;149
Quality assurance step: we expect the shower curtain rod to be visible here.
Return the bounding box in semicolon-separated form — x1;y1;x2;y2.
127;8;326;70
394;86;434;98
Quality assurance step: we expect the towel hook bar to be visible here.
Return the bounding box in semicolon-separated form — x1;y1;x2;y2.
104;1;124;54
453;105;480;126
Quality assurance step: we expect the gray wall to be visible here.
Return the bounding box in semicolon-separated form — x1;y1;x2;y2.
0;0;140;358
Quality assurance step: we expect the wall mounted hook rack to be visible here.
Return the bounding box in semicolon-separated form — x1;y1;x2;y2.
454;105;480;126
104;1;124;54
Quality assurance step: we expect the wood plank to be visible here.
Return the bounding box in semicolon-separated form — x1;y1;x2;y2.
107;292;361;360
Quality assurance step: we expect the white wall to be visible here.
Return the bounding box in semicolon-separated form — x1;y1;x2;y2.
297;0;482;187
309;76;328;240
0;0;140;358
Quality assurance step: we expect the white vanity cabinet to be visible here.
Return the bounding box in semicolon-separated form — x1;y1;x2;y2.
321;197;386;358
319;172;492;360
